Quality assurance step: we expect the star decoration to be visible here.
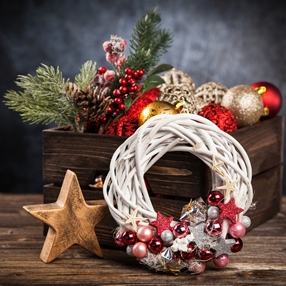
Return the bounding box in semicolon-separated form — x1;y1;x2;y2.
217;174;238;199
149;212;174;236
123;206;148;231
191;223;216;250
218;197;244;224
212;154;224;176
211;237;236;257
23;170;109;263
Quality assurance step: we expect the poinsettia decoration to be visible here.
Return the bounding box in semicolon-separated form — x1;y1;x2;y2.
3;8;173;133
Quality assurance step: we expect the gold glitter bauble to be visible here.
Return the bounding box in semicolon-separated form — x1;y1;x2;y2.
195;82;228;104
138;101;179;126
221;85;264;127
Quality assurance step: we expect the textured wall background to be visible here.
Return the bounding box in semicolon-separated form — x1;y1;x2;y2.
0;0;285;193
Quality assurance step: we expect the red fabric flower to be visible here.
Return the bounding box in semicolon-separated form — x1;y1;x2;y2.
198;102;237;133
105;87;160;136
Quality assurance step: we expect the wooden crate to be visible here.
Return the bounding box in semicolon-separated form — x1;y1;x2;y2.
43;116;284;247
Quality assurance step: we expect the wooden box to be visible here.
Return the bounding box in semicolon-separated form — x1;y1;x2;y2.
43;116;284;247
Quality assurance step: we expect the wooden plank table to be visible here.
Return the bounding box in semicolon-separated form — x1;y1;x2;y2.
0;193;286;285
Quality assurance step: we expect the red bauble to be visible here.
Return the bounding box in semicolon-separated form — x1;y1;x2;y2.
180;243;196;260
230;237;243;253
207;190;224;206
198;102;237;133
250;81;282;119
121;230;137;245
147;237;164;253
172;222;190;238
199;249;215;261
205;219;222;237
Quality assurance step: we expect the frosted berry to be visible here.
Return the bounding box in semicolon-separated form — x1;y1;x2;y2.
97;66;107;74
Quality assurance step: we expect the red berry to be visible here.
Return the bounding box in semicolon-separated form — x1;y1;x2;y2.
119;78;127;86
132;71;139;79
113;89;121;97
114;98;123;105
128;79;136;86
128;86;136;92
125;67;133;75
107;106;113;113
100;116;107;123
119;85;128;94
137;68;144;78
132;85;139;92
125;74;133;80
97;66;107;74
118;103;125;111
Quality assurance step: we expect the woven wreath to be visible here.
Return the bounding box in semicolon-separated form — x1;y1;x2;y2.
103;113;253;274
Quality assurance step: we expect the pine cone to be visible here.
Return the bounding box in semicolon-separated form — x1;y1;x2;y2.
66;83;112;121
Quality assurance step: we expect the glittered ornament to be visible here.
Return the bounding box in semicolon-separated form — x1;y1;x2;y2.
198;102;237;133
221;85;264;127
195;82;228;104
250;81;283;118
158;85;205;114
138;101;179;126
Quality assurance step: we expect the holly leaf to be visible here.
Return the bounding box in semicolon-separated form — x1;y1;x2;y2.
143;75;165;92
148;64;173;77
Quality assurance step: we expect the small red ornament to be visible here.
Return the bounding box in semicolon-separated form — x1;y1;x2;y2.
149;212;174;236
207;191;224;206
198;102;237;133
213;254;229;267
147;237;164;253
114;232;125;247
230;237;243;252
218;197;243;224
180;243;196;260
251;81;283;118
172;222;190;238
121;230;137;245
205;219;222;236
199;249;215;261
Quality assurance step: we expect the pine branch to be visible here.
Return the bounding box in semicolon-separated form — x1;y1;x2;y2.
3;64;84;132
127;7;173;74
75;60;97;90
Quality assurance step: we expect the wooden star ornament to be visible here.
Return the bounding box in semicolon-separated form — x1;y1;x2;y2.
23;169;109;263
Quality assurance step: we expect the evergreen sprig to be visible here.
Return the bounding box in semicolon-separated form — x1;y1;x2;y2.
127;7;173;74
75;60;97;90
3;61;96;132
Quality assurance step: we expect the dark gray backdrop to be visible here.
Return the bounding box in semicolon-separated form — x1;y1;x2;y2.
1;0;285;194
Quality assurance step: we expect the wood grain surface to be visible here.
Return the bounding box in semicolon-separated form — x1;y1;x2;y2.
0;193;285;285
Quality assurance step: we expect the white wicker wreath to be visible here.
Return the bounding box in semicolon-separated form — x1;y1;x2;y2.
103;113;253;274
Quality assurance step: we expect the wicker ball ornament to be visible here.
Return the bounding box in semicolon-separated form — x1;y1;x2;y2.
103;113;254;274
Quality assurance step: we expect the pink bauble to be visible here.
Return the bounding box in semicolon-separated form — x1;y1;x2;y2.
213;254;229;268
132;242;148;258
229;222;246;238
191;262;206;274
137;226;153;242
